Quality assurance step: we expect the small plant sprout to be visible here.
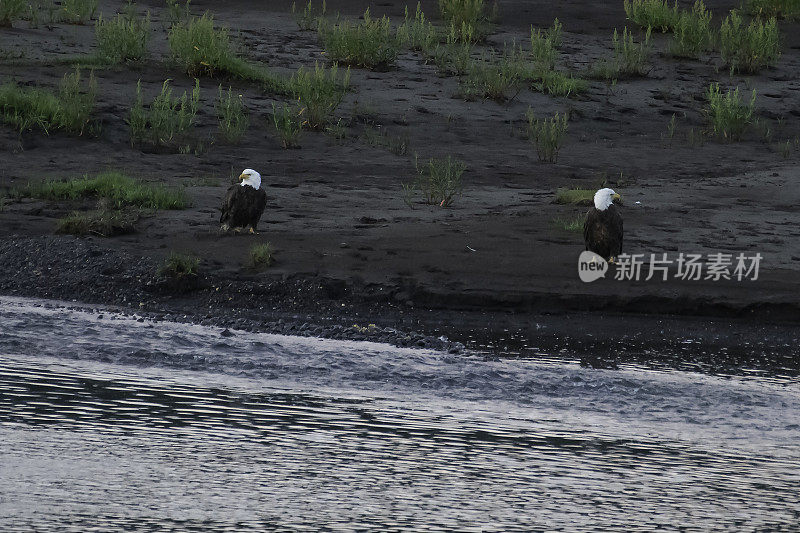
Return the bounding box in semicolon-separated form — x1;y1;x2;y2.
526;110;568;163
719;10;780;74
666;113;677;142
216;86;248;143
592;27;652;80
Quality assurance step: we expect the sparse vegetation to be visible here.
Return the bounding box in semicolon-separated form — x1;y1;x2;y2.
20;171;188;210
288;62;350;129
0;0;26;27
271;102;303;148
591;27;652;80
669;0;714;58
397;2;438;51
719;11;780;74
0;69;97;135
159;252;199;278
623;0;680;32
533;70;587;97
526;110;568;163
555;188;595;206
530;18;562;70
95;9;151;63
165;0;192;27
705;83;756;141
168;13;235;76
438;0;495;42
553;215;584;233
216;86;248;143
168;13;280;88
431;27;474;75
60;0;98;24
405;155;466;207
248;243;274;270
747;0;800;20
460;46;525;101
291;0;325;31
318;9;400;70
361;125;410;156
56;207;138;236
128;79;200;148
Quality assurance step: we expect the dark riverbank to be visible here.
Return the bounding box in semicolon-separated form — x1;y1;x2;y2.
2;235;799;377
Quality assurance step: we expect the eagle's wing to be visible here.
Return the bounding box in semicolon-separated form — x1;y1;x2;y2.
220;185;240;223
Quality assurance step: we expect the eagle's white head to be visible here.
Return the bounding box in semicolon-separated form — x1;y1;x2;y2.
594;188;620;211
239;168;261;189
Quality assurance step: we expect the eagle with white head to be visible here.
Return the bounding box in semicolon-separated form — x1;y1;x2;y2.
583;188;623;261
220;169;267;234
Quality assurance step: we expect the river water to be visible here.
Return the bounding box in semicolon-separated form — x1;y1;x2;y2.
1;296;798;531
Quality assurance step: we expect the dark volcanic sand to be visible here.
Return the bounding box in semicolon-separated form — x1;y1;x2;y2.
1;1;800;370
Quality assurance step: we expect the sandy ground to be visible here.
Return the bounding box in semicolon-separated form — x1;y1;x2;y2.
1;0;800;338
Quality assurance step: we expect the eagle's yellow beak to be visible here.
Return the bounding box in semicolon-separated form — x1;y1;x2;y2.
238;173;246;181
613;193;621;201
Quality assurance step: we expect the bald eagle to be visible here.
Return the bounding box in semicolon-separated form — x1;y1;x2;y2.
583;188;623;261
220;168;267;234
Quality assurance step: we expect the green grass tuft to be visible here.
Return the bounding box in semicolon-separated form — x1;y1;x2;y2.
248;243;274;270
530;18;562;70
554;188;595;206
460;44;526;101
159;252;199;278
397;2;438;51
56;207;138;236
591;27;652;80
669;0;714;58
719;10;780;74
95;8;151;63
533;70;587;97
168;13;235;76
0;69;97;135
623;0;680;32
291;0;325;31
271;102;303;148
553;215;584;233
20;171;188;210
405;155;466;207
318;8;400;70
215;85;248;143
128;79;200;148
705;83;756;141
438;0;495;42
288;62;350;129
430;27;474;75
361;125;410;156
60;0;97;24
0;0;26;26
526;110;568;163
746;0;800;20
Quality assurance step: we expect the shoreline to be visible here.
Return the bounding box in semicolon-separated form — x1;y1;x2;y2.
2;234;799;377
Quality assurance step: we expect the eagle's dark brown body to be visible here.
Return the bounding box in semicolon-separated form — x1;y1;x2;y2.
583;205;623;260
220;184;267;231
